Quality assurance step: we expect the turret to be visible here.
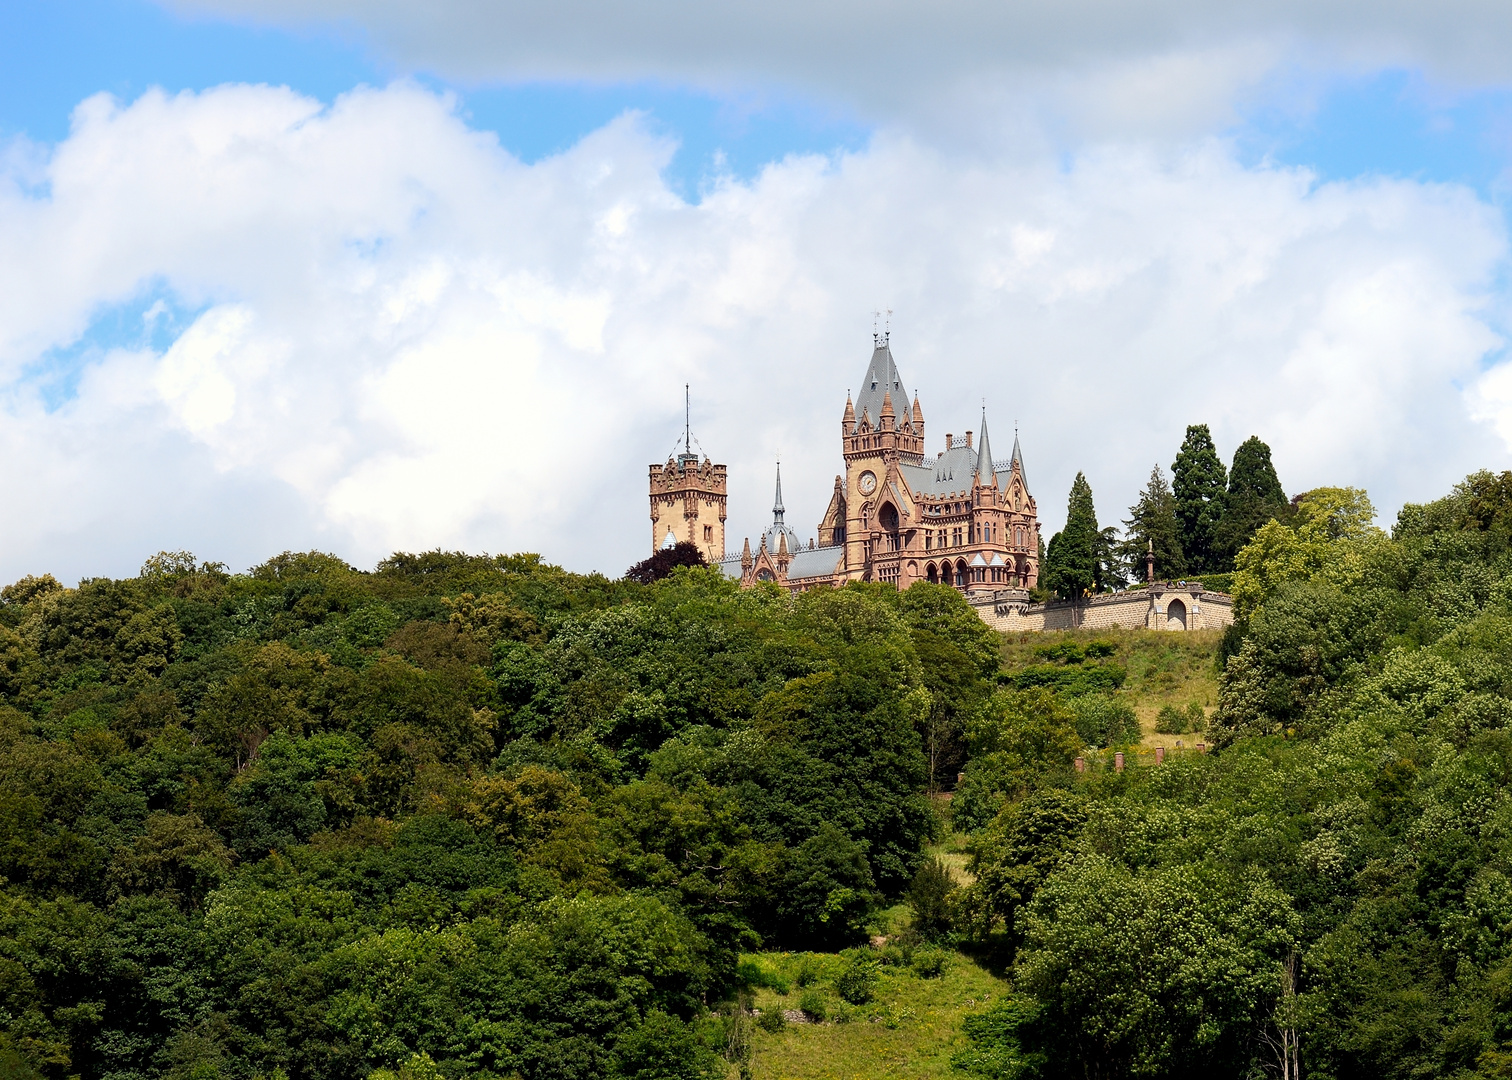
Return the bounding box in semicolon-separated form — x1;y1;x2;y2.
975;410;997;489
880;391;895;432
742;536;753;571
912;393;924;436
842;393;856;436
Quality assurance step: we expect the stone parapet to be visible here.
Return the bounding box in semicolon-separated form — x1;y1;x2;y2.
969;583;1233;633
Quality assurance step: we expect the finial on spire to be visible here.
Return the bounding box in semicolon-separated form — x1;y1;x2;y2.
685;384;690;456
773;460;785;524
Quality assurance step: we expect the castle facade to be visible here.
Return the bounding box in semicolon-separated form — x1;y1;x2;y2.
647;333;1234;632
649;334;1041;595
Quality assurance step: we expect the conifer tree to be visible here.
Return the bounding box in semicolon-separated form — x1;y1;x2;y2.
1214;436;1288;567
1120;464;1186;581
1042;473;1100;600
1172;424;1227;574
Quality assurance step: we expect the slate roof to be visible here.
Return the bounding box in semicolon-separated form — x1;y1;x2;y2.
854;338;907;429
785;546;846;579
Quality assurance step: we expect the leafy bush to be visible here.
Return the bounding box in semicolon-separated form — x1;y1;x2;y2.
1154;702;1206;734
1066;694;1141;747
911;946;948;978
797;989;828;1022
1005;663;1126;695
737;959;790;995
756;1008;786;1033
834;951;879;1005
908;855;957;939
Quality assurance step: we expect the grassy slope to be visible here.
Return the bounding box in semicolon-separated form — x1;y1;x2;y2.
998;626;1224;750
737;629;1221;1078
744;949;1009;1080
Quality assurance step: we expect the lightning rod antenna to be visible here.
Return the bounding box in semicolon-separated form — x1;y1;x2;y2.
684;384;691;456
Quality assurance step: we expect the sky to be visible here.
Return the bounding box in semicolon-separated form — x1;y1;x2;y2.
4;1;1512;581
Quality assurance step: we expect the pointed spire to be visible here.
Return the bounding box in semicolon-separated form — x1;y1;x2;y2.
778;531;788;556
773;461;785;524
975;409;996;487
1011;428;1029;490
880;391;895;432
912;392;924;426
842;393;855;430
854;334;907;433
742;536;753;569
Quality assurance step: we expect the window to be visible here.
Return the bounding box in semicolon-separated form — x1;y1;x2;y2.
703;525;713;542
924;531;932;551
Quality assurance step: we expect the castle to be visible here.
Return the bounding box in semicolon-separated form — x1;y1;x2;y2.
648;333;1232;632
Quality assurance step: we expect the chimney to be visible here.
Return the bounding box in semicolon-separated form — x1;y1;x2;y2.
946;434;954;449
965;431;973;448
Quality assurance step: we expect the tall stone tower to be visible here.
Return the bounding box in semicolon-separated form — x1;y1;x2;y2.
648;390;727;563
837;333;926;573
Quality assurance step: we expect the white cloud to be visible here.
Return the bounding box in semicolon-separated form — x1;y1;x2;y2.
0;81;1507;583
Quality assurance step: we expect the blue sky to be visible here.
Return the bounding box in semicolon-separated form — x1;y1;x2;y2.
7;0;1510;199
0;0;869;195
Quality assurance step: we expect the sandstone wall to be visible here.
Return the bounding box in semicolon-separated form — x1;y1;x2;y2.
971;585;1233;634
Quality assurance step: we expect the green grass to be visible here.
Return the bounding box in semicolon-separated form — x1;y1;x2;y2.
997;626;1224;750
741;947;1009;1079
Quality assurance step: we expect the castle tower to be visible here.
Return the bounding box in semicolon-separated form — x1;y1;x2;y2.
648;389;727;562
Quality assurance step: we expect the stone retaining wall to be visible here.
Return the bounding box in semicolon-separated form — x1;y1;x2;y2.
969;583;1234;633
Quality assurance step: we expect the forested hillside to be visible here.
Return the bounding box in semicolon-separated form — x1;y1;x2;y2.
0;550;997;1080
12;470;1512;1080
952;474;1512;1079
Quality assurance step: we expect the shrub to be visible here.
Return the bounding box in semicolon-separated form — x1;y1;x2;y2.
1067;694;1141;746
912;946;948;978
757;1008;787;1033
908;856;957;939
737;959;790;995
1155;703;1188;734
798;989;828;1022
1155;702;1207;735
835;952;879;1005
795;957;819;988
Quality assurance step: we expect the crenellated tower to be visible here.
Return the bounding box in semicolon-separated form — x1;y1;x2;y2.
648;389;727;563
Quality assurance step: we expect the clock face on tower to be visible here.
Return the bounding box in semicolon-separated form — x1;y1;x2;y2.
858;471;877;495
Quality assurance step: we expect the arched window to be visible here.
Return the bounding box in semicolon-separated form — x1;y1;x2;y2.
955;561;968;587
927;563;938;583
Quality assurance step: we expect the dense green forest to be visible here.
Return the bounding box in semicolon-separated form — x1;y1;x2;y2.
11;468;1512;1079
0;548;996;1080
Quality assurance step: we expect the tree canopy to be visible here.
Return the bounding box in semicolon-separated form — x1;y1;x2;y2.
1172;424;1228;574
1119;464;1185;582
1041;473;1102;600
0;552;1013;1080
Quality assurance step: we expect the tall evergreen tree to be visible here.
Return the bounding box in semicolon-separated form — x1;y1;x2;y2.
1042;473;1100;600
1172;424;1227;574
1214;435;1288;567
1120;464;1186;582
